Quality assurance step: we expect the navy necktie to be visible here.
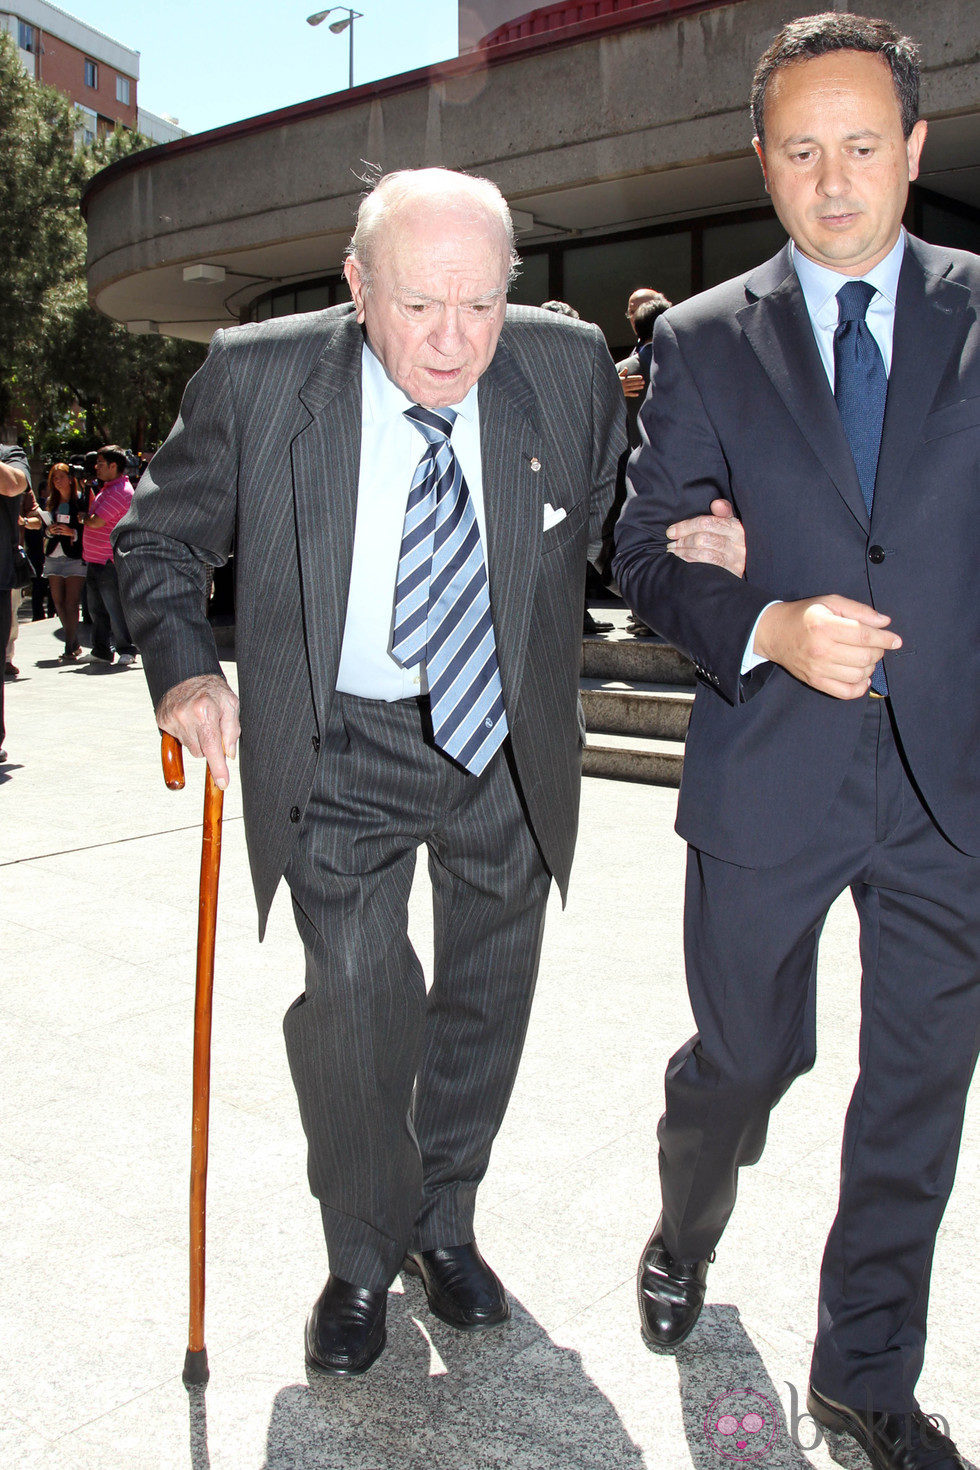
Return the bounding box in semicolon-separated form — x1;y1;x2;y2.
833;279;889;694
391;405;508;775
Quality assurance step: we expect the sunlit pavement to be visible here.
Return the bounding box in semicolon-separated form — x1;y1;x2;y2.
2;612;977;1469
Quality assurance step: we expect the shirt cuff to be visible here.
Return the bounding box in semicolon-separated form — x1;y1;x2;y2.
741;601;781;674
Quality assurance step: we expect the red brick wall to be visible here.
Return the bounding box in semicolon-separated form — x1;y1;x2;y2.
37;31;137;130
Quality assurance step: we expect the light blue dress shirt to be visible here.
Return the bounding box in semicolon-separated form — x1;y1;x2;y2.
335;342;486;701
741;232;905;673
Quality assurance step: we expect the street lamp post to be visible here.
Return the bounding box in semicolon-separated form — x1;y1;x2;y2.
306;8;364;91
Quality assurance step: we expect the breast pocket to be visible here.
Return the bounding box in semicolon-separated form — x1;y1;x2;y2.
541;499;587;554
921;395;980;443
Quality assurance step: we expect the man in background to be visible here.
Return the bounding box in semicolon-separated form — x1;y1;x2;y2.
83;446;138;668
0;443;31;760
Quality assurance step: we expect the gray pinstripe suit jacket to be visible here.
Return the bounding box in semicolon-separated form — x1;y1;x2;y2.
115;304;626;933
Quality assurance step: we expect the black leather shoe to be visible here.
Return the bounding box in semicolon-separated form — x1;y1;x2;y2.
304;1275;387;1375
583;611;614;635
637;1215;711;1350
402;1242;510;1330
807;1385;966;1469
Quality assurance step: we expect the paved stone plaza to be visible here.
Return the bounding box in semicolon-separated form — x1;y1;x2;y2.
2;613;977;1469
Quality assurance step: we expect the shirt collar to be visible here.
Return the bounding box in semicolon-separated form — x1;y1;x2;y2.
791;230;906;327
97;473;130;494
361;341;479;427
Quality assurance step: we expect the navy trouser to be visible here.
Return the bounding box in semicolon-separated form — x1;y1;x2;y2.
659;698;980;1413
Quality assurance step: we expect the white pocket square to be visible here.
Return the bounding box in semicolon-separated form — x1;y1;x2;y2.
542;503;567;532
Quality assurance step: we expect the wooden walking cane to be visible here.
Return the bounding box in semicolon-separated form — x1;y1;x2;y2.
161;732;224;1389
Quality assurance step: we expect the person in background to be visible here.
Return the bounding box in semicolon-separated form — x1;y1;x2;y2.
5;482;44;678
616;288;671;426
619;295;676;636
541;298;614;635
0;444;32;760
40;463;90;663
81;446;138;668
21;485;53;623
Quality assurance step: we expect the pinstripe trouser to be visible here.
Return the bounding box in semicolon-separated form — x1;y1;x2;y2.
283;693;551;1290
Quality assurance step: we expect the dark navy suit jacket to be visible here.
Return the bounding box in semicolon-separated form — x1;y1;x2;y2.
614;236;980;867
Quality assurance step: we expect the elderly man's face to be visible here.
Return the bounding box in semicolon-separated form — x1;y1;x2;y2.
754;49;927;275
345;201;509;408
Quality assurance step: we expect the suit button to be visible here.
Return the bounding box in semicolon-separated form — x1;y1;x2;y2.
290;806;301;823
312;734;320;752
868;545;885;564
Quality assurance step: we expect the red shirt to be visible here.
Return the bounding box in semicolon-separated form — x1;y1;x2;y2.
82;475;133;565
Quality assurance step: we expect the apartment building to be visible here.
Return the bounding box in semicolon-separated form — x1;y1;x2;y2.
3;0;138;142
2;1;184;145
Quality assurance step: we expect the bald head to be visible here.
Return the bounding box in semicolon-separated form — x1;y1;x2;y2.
348;168;517;290
343;169;518;408
626;288;663;329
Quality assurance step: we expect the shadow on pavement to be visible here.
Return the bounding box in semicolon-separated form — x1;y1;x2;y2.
257;1284;647;1470
187;1385;211;1470
674;1304;816;1468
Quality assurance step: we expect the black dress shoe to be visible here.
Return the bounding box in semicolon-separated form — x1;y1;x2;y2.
402;1242;510;1330
583;611;614;635
304;1275;387;1375
807;1385;966;1469
637;1215;711;1350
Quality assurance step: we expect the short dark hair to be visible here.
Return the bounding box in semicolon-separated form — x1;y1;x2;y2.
97;444;128;474
633;295;672;343
540;299;580;318
751;12;920;147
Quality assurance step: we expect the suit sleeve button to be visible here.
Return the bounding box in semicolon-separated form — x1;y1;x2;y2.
312;734;320;752
868;544;885;564
290;806;301;823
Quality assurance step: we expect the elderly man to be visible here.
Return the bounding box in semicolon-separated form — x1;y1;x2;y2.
616;14;978;1470
117;168;740;1375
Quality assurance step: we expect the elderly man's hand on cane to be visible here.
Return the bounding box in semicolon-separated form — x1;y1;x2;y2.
156;674;241;791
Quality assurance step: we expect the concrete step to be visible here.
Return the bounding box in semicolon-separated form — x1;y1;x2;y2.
581;616;696;685
581;679;692;741
582;731;684;787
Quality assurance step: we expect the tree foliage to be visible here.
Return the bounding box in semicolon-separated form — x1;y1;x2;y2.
0;30;204;451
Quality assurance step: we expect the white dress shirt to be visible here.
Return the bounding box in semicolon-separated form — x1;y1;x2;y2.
335;342;486;701
741;232;906;675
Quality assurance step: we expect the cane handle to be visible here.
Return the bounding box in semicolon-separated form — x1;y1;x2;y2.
161;732;186;790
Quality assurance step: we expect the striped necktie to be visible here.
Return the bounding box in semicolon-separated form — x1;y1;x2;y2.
391;405;508;775
833;279;889;695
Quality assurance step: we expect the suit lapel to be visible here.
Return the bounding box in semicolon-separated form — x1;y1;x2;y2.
873;237;969;525
479;337;544;718
738;247;870;530
290;313;363;716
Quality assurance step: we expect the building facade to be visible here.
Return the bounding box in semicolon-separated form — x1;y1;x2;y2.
2;2;186;146
83;0;979;353
3;0;138;141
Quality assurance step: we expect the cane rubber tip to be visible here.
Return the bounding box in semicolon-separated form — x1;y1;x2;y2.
182;1347;209;1387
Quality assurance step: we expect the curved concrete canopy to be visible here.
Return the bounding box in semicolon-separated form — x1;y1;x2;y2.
83;0;980;342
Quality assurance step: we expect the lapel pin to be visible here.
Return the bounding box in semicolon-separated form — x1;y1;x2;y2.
529;456;541;473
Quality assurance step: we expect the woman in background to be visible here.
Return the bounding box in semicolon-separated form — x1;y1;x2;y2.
41;463;89;662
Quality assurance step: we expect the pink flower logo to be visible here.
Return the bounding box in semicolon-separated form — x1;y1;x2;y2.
704;1388;778;1460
